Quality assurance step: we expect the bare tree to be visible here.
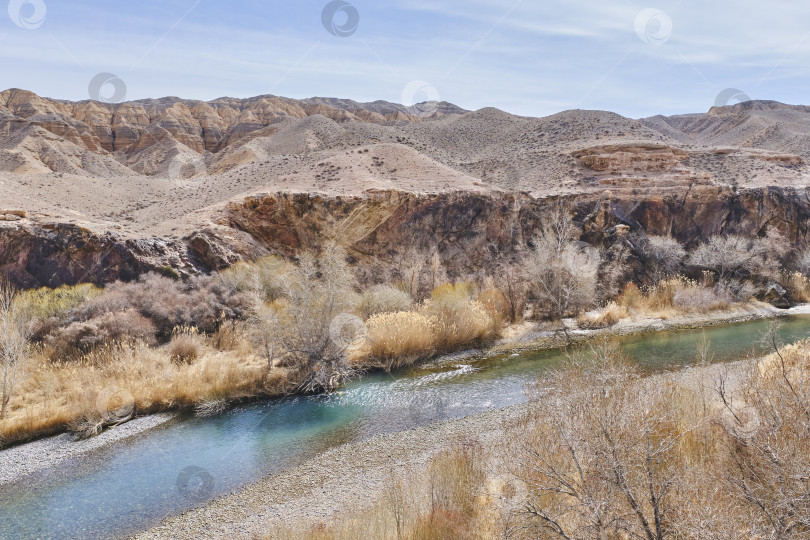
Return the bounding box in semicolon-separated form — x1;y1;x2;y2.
498;263;528;324
269;244;360;393
687;235;769;282
0;278;30;419
715;321;810;537
526;202;599;321
635;234;686;281
517;340;693;540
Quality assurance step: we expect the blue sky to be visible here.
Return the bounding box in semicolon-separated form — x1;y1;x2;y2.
1;0;809;118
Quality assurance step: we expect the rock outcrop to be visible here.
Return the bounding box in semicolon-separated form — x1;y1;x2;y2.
574;144;689;173
1;185;808;289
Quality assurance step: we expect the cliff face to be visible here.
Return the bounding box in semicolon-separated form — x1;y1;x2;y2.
225;186;810;278
3;186;808;289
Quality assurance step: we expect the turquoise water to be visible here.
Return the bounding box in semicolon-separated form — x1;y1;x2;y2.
0;316;808;539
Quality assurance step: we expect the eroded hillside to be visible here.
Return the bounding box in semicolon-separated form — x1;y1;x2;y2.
1;90;809;287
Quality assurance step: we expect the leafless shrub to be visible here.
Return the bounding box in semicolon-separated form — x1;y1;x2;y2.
762;228;792;262
73;273;248;338
516;339;698;540
268;243;360;393
44;308;157;359
219;256;292;303
673;284;731;312
526;202;599;320
393;248;448;301
635;234;687;281
715;322;810;537
0;279;30;419
496;264;528;323
428;250;447;294
715;278;756;303
358;284;413;320
688;235;770;282
598;241;635;301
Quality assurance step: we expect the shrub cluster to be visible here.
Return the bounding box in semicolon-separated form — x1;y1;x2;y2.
37;273;250;359
365;283;496;370
358;284;413;320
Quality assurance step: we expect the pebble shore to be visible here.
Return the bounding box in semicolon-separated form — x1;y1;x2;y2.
0;413;175;486
133;403;531;539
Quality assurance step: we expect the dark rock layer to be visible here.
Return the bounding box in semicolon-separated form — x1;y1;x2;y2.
2;186;808;289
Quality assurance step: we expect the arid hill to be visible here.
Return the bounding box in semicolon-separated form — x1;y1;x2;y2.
1;89;809;287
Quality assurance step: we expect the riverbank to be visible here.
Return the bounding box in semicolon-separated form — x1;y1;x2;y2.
134;402;532;539
134;357;753;540
495;301;810;353
1;302;804;488
0;413;176;486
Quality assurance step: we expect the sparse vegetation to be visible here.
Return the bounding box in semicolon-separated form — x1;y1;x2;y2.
1;218;809;446
275;329;810;540
266;442;492;540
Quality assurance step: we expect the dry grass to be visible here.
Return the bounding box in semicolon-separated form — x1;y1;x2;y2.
362;283;497;370
358;285;413;320
478;287;509;335
615;276;743;319
423;283;494;352
0;268;502;445
168;326;202;364
0;338;286;446
366;311;435;370
576;301;628;329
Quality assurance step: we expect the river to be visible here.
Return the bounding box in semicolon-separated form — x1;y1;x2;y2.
1;316;808;539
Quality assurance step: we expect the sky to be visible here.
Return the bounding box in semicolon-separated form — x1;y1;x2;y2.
1;0;809;118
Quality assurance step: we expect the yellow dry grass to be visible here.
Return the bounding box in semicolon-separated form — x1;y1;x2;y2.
366;311;435;370
0;339;285;446
615;276;736;320
577;301;629;329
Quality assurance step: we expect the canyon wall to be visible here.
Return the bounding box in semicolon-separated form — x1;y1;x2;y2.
2;186;808;288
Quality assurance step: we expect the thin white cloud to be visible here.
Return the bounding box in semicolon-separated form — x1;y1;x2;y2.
2;0;810;118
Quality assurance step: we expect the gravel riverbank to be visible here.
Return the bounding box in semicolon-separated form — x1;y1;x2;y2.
133;402;531;540
0;413;175;486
